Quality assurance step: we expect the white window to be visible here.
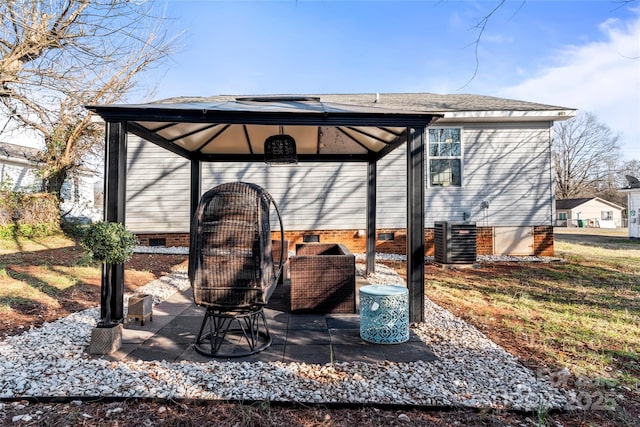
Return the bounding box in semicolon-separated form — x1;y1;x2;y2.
428;128;462;187
601;211;613;220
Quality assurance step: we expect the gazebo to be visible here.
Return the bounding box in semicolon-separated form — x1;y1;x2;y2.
87;96;441;337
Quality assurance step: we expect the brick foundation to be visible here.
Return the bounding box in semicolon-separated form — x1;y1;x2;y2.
533;225;554;256
476;227;494;255
136;225;554;257
136;233;190;248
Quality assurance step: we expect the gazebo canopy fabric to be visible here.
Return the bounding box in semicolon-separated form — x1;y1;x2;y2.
87;96;440;162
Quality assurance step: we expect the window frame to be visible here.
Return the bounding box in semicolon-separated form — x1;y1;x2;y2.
426;126;464;188
601;211;613;221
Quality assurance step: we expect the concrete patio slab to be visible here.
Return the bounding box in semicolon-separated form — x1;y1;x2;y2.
114;282;437;365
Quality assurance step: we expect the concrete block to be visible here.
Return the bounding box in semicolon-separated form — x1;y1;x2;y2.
88;324;123;354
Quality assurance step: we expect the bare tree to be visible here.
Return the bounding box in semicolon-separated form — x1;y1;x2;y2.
554;111;620;199
593;154;628;207
621;160;640;179
0;0;178;199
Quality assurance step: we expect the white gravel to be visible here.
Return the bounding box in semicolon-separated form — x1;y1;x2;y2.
0;253;572;410
134;245;189;255
136;246;563;264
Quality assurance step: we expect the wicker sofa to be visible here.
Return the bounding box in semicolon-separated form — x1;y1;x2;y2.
290;243;356;313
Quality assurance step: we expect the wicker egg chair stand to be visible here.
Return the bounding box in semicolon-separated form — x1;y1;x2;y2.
188;182;284;358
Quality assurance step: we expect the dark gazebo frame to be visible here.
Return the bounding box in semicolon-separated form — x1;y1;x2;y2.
88;98;441;326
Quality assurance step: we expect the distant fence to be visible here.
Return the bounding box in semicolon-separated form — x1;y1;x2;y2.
555;218;625;228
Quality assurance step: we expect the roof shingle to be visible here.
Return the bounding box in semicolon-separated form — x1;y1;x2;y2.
159;93;573;113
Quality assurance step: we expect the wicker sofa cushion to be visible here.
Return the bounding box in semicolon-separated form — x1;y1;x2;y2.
290;243;356;314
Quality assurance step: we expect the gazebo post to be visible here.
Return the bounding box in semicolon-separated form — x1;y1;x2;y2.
101;120;127;325
407;126;425;323
190;159;201;232
89;120;127;354
366;159;377;275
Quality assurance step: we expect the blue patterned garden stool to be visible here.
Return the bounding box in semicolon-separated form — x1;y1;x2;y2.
359;285;409;344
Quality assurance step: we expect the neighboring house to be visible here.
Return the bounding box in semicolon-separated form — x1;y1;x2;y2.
555;197;625;228
0;141;99;221
0;141;41;191
125;93;576;256
621;175;640;239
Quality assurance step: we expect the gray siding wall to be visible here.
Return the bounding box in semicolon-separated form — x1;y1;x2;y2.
461;121;554;227
374;121;554;228
126;138;369;233
126;140;191;232
0;159;41;191
202;162;367;231
125;121;554;233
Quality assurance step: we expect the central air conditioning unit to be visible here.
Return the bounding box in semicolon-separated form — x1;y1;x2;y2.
434;221;477;264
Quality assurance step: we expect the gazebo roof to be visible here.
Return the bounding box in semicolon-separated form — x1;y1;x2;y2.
87;96;441;162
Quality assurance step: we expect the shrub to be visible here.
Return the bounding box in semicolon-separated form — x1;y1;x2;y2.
81;221;138;264
0;191;60;237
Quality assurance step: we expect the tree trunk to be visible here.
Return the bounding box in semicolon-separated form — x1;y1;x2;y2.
42;167;69;201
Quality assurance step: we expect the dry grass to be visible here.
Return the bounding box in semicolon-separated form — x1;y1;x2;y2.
0;235;185;338
1;231;639;426
413;233;640;426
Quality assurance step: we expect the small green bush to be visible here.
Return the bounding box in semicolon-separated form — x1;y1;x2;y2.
81;221;137;264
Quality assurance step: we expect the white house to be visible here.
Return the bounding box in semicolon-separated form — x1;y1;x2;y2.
555;197;625;228
123;93;576;256
0;141;41;191
621;175;640;238
0;141;99;221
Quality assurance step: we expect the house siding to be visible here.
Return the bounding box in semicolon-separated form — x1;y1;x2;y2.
428;122;553;227
375;122;554;228
125;121;555;255
125;138;370;233
202;162;368;231
126;140;191;232
626;191;640;238
0;158;41;191
574;199;623;227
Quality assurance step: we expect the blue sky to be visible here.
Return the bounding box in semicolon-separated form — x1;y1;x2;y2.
139;0;640;160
